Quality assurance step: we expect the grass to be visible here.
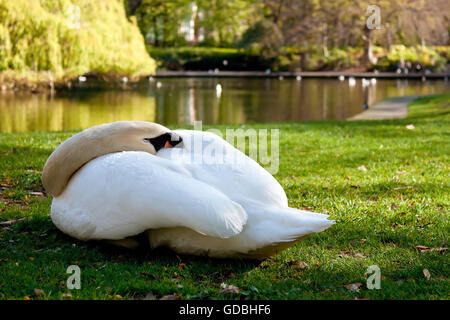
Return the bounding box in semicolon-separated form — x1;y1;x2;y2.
0;94;449;300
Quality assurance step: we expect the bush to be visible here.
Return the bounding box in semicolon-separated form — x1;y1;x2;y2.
375;45;447;72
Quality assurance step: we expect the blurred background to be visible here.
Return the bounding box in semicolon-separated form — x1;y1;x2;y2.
0;0;449;132
129;0;450;72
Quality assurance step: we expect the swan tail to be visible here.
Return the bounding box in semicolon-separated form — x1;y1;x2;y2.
243;203;334;246
277;207;335;242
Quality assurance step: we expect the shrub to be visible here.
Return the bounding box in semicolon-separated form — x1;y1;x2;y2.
375;45;447;72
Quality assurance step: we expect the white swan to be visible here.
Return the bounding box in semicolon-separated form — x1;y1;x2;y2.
44;122;334;258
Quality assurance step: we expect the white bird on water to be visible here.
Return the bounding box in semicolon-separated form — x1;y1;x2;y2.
296;76;302;81
156;81;162;88
42;122;334;259
78;76;86;82
348;77;356;86
216;83;222;98
362;78;370;87
370;78;377;85
338;75;345;81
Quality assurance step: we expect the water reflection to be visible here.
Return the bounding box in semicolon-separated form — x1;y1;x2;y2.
0;78;448;132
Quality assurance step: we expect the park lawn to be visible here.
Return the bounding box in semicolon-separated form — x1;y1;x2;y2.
0;94;448;300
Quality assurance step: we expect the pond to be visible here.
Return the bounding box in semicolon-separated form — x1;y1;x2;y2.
0;77;448;132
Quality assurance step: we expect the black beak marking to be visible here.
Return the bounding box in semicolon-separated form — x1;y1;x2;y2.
144;133;182;152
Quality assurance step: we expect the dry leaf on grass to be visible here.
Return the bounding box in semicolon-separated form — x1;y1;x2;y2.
390;203;399;210
143;292;156;300
431;247;448;253
357;165;368;172
288;260;308;269
423;269;431;280
160;294;181;300
406;124;415;130
34;288;45;297
345;283;363;292
220;283;240;294
416;246;448;254
416;245;430;252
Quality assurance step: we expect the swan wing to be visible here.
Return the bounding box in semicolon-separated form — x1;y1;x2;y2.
157;130;288;208
51;151;248;241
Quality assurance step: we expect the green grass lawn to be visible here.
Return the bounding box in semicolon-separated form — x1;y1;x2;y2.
0;94;448;300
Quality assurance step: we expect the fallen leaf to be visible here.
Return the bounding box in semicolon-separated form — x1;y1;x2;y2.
34;288;45;297
143;292;156;300
114;295;122;299
415;245;430;252
62;293;72;298
345;283;363;292
390;203;398;210
355;297;370;300
160;294;179;300
29;257;34;261
406;124;415;130
423;269;431;280
354;253;367;258
220;283;240;294
289;260;308;269
178;263;186;270
338;251;352;258
23;296;30;300
430;247;448;253
357;165;367;172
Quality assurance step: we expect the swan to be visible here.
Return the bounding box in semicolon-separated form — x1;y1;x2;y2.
43;121;334;258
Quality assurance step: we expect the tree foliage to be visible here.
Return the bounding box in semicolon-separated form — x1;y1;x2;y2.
0;0;155;78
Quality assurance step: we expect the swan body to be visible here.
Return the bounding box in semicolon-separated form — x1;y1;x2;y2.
48;123;334;258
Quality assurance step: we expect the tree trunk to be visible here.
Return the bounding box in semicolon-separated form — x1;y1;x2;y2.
128;0;143;16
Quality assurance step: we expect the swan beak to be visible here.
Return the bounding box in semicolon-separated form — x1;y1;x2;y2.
164;140;172;148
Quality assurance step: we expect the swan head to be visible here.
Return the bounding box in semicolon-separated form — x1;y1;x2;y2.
42;121;182;197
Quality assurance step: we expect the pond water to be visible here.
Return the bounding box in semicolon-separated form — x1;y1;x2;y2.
0;77;448;132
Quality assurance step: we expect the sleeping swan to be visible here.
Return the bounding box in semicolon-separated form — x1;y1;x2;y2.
43;121;334;258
